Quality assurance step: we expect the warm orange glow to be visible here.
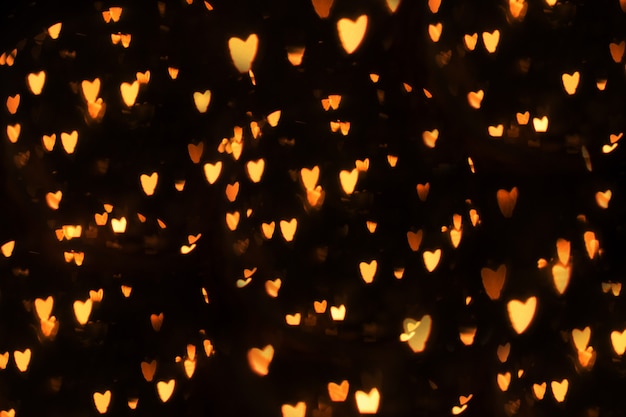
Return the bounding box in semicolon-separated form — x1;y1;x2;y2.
328;380;349;402
280;218;297;242
596;190;612;209
0;353;8;370
422;129;439;148
552;263;571;295
140;172;158;196
168;67;179;79
481;265;506;300
497;187;518;218
387;154;398;167
401;315;432;353
551;379;568;402
46;191;63;210
515;112;530;126
81;78;100;103
265;279;281;297
35;296;54;321
287;46;305;66
366;220;377;233
337;15;368;54
314;300;327;313
497;372;511;391
120;81;139;107
497;343;510;362
330;304;346;321
267;110;281;127
121;285;132;298
261;222;275;239
555;239;570;265
6;94;19;114
533;116;549;132
509;0;527;19
609;41;625;63
355;388;380;414
141;360;157;382
111;217;127;234
226;211;240;231
229;34;258;73
386;0;401;13
355;158;369;172
416;183;430;201
405;230;422;252
459;327;477;345
467;90;484;109
464;33;478;51
192;90;212;113
311;0;334;18
93;390;111;414
73;298;92;325
533;382;547;400
1;241;15;258
60;130;78;154
27;71;46;95
428;23;443;43
602;282;621;296
339;168;359;194
482;30;500;53
507;296;537;334
14;349;31;372
281;402;306;417
246;159;265;183
359;260;377;284
156;379;176;402
488;124;503;137
572;327;590;352
562;71;580;95
423;249;441;272
285;313;301;326
611;329;626;355
7;123;20;143
151;313;164;331
247;345;274;376
203;161;222;184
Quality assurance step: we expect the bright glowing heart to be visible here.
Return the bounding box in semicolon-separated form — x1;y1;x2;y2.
497;372;511;391
93;390;111;414
73;299;92;325
328;380;349;402
403;316;432;353
314;300;327;313
246;159;265;183
428;23;443;43
281;402;306;417
507;296;537;334
203;161;222;184
265;279;281;297
42;133;56;151
14;349;31;372
140;172;158;196
611;329;626;355
46;191;63;210
247;345;274;376
337;15;368;54
562;71;580;95
193;90;211;113
482;30;500;53
533;382;547;400
111;217;127;234
572;327;591;352
422;129;439;148
533;116;549;132
156;379;176;402
35;296;54;321
355;388;380;414
330;304;346;321
82;78;101;102
464;33;478;50
551;379;568;403
229;34;258;73
280;218;297;242
595;190;612;209
339;168;358;194
301;166;320;191
60;130;78;154
27;71;46;95
7;123;21;143
551;263;571;295
467;90;484;109
423;249;441;272
120;81;139;107
359;260;377;284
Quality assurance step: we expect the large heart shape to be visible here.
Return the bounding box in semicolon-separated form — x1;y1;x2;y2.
337;15;368;54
